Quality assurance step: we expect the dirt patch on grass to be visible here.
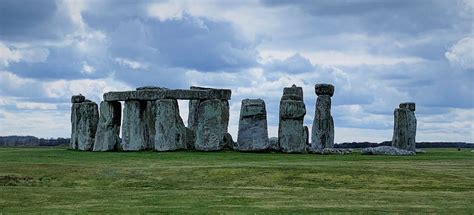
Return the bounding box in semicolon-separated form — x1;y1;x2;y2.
0;175;56;186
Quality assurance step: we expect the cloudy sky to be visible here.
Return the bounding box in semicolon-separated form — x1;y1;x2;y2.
0;0;473;142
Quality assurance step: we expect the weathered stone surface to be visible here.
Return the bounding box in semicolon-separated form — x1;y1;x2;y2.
103;88;231;101
310;92;335;152
237;99;269;151
399;102;416;111
71;94;85;103
136;86;168;91
392;107;417;152
121;100;149;151
361;146;416;156
316;148;353;155
195;99;229;151
71;101;99;151
144;100;158;149
93;101;121;151
187;99;201;133
268;137;280;151
315;84;335;96
154;99;188;151
223;133;235;150
278;85;308;153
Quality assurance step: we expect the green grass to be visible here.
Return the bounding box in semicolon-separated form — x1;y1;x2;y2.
0;147;473;213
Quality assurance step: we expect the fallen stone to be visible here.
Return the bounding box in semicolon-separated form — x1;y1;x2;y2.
223;133;235;150
361;146;416;156
194;99;229;151
237;99;269;151
154;99;188;151
315;148;353;155
121;100;149;151
93;101;121;151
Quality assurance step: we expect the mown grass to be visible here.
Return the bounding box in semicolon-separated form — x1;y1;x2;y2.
0;147;473;213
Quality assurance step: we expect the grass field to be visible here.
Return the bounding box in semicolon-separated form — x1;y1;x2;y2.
0;147;473;213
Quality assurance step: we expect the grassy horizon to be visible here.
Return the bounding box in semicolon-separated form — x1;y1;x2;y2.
0;147;473;213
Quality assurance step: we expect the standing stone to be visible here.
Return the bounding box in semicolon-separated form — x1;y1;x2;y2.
392;102;417;152
93;101;121;151
70;98;99;151
237;99;269;151
194;99;229;151
278;85;308;153
154;99;188;151
121;100;148;151
310;84;335;152
144;100;158;149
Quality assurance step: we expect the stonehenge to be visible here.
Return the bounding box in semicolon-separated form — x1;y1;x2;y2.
237;99;269;151
392;102;417;152
70;83;418;156
309;84;335;152
70;95;99;151
278;85;308;153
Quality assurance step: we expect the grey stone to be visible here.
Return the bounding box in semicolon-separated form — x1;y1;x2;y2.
236;99;269;151
71;101;99;151
316;148;353;155
93;101;121;151
278;85;308;153
223;133;235;150
71;94;85;103
310;90;335;152
121;100;149;151
392;107;417;152
103;88;231;101
144;100;158;149
361;146;416;156
268;137;280;151
194;99;229;151
399;102;416;111
154;99;188;151
315;84;335;96
136;86;168;91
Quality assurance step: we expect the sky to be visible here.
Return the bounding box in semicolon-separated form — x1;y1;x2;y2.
0;0;473;143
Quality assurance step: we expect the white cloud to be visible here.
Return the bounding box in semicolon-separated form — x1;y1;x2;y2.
445;36;474;70
81;61;95;74
15;102;57;110
260;49;425;66
0;43;49;67
115;58;148;70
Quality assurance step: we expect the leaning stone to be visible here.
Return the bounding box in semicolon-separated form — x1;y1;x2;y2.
70;103;81;149
310;90;335;152
236;99;269;151
361;146;416;156
71;94;85;103
154;99;188;151
121;100;149;151
392;107;416;152
223;133;235;150
75;101;99;151
93;101;121;151
194;99;229;151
